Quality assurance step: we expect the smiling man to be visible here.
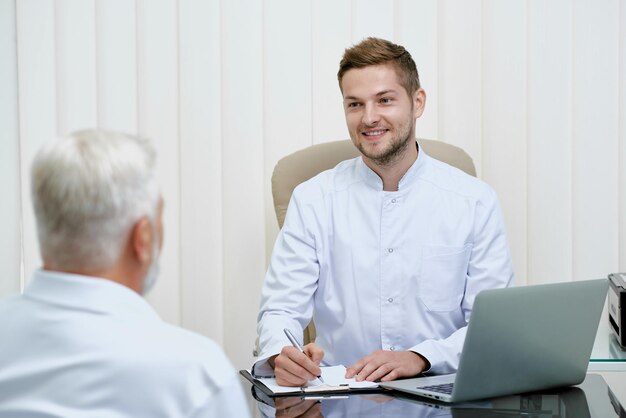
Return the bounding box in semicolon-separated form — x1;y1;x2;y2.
255;37;514;386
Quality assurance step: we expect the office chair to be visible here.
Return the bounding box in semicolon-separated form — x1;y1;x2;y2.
264;138;477;347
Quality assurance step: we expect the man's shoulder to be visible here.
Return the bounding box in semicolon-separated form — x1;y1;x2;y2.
0;293;32;322
291;156;361;203
122;323;235;387
422;155;495;202
0;293;21;309
147;323;233;370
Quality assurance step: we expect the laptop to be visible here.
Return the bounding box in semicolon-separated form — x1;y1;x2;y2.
380;279;608;403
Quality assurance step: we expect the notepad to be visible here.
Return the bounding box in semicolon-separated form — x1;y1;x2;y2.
240;365;379;396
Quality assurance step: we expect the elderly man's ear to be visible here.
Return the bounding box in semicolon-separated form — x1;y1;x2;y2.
121;216;156;293
130;216;157;269
131;217;154;265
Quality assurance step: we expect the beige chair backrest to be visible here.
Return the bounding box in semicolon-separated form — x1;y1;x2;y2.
269;138;476;345
272;138;476;228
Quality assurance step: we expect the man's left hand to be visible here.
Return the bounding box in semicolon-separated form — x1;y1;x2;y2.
345;350;428;382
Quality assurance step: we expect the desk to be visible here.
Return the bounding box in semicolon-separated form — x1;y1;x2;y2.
244;305;626;416
243;373;625;417
590;306;626;371
590;313;626;414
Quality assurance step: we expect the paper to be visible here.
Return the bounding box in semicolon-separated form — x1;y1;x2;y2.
252;365;378;394
319;365;378;389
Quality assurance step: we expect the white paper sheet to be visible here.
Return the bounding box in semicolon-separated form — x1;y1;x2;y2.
251;365;379;394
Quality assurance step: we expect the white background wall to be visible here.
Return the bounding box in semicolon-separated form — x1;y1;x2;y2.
1;0;625;371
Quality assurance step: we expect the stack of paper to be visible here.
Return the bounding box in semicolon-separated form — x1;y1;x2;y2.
253;365;379;395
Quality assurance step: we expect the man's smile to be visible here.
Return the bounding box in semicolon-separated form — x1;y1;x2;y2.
361;129;389;139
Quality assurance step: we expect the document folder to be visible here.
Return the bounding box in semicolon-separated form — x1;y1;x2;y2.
240;365;381;397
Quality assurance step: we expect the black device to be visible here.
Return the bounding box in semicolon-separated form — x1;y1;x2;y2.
608;273;626;349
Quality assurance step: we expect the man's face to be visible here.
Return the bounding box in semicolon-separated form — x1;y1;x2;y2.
341;64;425;166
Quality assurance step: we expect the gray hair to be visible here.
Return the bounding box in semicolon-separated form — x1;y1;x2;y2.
31;129;160;273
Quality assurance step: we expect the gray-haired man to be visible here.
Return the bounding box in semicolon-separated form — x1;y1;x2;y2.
0;130;250;417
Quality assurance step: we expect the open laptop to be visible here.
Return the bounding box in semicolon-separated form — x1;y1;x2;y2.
380;279;608;403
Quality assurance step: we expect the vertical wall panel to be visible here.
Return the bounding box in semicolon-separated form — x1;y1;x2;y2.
16;0;57;284
178;0;224;343
96;0;137;132
527;0;573;284
482;0;527;284
9;0;626;368
0;0;21;296
263;0;312;260
572;0;620;280
617;1;626;271
55;0;98;134
438;0;483;175
311;0;350;144
222;0;265;369
395;0;439;140
136;0;181;325
351;0;394;43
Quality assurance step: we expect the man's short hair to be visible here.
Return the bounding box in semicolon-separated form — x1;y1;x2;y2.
31;129;160;273
337;37;421;96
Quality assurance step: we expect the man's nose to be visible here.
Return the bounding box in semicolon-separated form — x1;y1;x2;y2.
362;103;380;126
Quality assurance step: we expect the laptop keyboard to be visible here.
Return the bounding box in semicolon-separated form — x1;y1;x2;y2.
419;383;454;395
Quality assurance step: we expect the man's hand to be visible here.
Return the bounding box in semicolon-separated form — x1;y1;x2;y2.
345;350;428;382
270;343;325;387
275;397;323;418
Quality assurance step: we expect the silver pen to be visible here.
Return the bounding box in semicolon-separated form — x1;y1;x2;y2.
283;328;325;384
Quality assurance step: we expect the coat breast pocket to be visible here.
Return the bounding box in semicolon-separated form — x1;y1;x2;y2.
418;244;472;312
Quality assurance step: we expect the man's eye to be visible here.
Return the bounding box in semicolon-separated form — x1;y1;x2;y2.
380;98;392;104
348;102;361;108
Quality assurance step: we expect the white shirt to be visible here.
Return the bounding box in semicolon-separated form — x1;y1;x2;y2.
255;146;514;376
0;269;250;418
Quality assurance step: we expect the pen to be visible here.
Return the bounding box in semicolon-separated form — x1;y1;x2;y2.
283;328;325;384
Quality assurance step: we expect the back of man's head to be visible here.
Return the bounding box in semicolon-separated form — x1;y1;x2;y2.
31;129;160;274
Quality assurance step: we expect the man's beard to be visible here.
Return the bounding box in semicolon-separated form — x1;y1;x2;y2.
354;118;414;167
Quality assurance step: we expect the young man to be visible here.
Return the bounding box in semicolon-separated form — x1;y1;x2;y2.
0;130;250;417
255;38;514;387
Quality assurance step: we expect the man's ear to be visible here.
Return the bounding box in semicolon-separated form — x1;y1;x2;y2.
413;88;426;119
131;217;152;264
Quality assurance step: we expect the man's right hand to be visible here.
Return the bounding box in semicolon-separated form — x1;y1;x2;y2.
269;343;325;387
275;397;323;418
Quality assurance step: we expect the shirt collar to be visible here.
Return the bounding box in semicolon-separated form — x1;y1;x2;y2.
25;269;160;321
357;141;429;191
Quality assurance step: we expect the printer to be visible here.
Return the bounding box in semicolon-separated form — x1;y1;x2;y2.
608;273;626;349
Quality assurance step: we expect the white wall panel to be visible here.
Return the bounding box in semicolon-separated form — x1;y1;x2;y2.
178;0;224;343
395;0;438;140
572;0;620;280
16;0;57;284
7;0;626;371
482;0;527;284
96;0;137;132
136;0;181;324
438;0;483;175
221;0;265;370
0;0;21;296
527;0;573;284
55;0;98;134
312;0;350;144
351;0;394;43
618;1;626;271
263;0;313;260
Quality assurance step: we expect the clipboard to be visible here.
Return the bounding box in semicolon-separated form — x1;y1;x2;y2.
240;369;382;398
